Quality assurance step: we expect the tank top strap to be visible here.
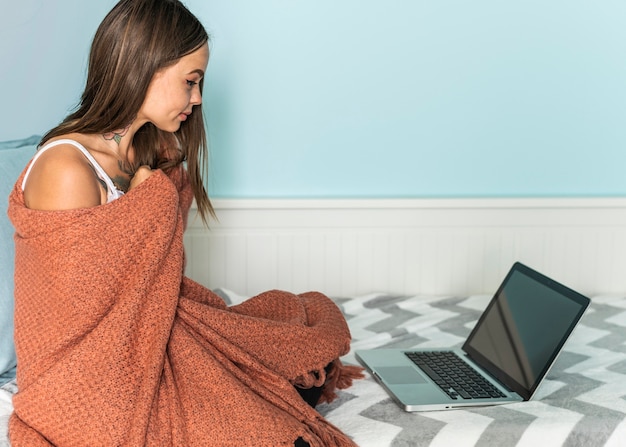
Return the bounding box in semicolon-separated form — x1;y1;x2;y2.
21;139;124;203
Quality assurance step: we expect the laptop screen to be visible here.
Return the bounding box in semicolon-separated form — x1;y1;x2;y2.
462;262;590;400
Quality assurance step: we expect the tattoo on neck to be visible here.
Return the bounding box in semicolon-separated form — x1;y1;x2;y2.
103;124;130;145
112;175;131;193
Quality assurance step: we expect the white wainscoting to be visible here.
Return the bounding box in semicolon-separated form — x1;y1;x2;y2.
183;198;626;298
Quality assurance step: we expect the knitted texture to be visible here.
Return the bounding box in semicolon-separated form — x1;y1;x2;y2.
8;166;362;446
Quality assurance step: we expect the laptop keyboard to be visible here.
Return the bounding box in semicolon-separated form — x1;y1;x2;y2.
405;351;506;400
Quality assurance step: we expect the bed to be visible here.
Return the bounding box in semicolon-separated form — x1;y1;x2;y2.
1;137;625;446
255;290;626;447
1;290;625;446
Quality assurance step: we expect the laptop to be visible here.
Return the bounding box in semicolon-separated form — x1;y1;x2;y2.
355;262;590;412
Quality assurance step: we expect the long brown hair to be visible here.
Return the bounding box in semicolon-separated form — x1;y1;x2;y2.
42;0;214;223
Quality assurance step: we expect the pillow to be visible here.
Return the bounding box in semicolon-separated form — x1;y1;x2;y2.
0;135;39;385
212;288;249;306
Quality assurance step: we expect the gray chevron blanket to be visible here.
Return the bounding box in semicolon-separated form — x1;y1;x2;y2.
317;293;626;447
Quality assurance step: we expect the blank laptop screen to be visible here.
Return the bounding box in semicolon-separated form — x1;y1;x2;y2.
463;265;589;400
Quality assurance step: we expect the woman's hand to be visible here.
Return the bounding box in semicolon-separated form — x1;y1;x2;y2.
129;165;154;191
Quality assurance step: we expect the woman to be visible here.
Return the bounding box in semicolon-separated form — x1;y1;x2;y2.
8;1;361;446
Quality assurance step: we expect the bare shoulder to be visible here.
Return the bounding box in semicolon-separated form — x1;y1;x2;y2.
23;141;105;210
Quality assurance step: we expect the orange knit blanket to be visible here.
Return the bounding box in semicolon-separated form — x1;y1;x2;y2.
8;166;362;446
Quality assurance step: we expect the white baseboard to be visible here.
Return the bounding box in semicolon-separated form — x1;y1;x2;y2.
183;198;626;298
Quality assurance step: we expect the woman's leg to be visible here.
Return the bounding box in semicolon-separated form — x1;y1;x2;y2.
295;383;324;408
293;363;333;446
294;437;310;447
294;362;332;408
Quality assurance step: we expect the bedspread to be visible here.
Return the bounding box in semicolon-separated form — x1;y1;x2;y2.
318;293;626;447
2;292;626;446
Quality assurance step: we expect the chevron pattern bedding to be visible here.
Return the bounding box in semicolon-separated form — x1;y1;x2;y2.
1;292;625;446
319;293;626;447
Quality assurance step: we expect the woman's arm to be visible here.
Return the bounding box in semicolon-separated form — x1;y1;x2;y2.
23;144;103;211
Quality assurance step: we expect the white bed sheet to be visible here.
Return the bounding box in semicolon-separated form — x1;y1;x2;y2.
0;380;16;447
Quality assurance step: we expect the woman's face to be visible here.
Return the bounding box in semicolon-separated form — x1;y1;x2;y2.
138;42;209;132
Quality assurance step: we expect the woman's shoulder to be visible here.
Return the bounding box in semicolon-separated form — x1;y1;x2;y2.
22;135;105;210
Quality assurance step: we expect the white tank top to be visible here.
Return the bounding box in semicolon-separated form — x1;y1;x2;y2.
21;139;125;203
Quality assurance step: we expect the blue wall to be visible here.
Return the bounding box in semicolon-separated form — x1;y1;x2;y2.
3;1;626;198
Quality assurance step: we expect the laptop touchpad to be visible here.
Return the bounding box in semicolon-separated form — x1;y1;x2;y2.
375;367;427;385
